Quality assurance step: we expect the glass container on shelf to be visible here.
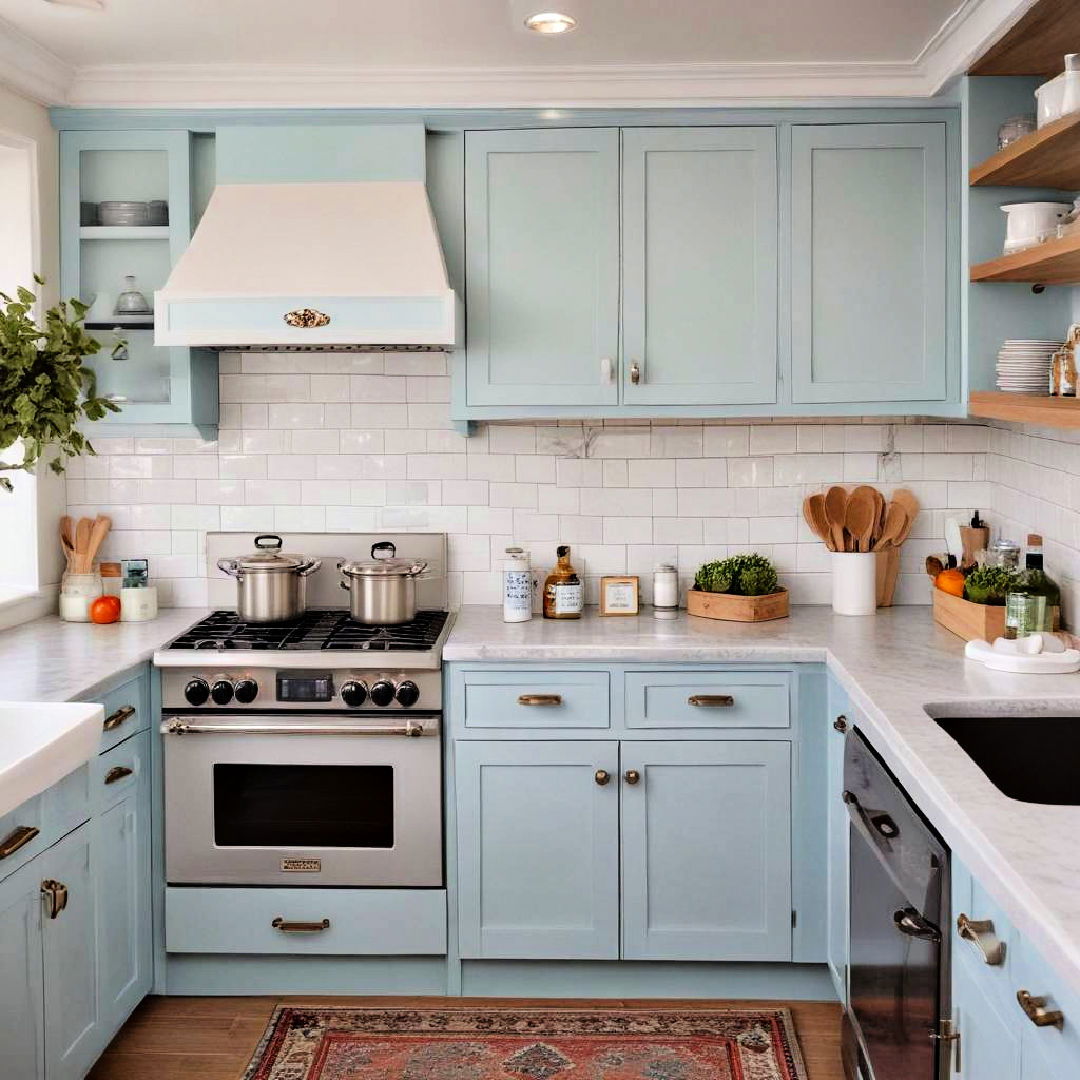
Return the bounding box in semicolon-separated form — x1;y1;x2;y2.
114;275;151;317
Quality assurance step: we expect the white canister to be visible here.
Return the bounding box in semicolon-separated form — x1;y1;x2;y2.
1001;201;1073;254
502;547;533;623
653;564;679;613
121;585;158;622
831;552;877;616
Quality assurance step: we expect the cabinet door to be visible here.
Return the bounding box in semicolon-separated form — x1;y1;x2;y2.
953;950;1021;1080
0;858;45;1080
791;123;949;404
826;683;850;1002
464;129;620;407
94;731;153;1041
621;740;792;961
41;824;99;1080
455;740;619;959
622;128;778;405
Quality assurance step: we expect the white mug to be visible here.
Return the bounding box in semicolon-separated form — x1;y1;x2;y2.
831;552;877;616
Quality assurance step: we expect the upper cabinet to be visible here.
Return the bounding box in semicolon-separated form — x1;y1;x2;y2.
790;123;950;404
621;128;778;406
464;128;621;408
453;113;959;428
60;130;218;437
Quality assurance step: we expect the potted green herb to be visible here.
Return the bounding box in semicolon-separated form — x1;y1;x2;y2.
0;278;121;492
688;553;789;622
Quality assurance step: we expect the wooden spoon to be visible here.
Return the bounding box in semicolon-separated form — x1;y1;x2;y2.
59;515;75;571
890;488;920;531
872;488;886;542
871;502;907;552
824;486;849;553
74;517;92;573
845;487;877;553
86;515;111;569
804;494;835;551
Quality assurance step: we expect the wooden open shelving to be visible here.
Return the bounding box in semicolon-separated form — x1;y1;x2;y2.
970;390;1080;427
970;112;1080;188
970;229;1080;284
970;0;1080;76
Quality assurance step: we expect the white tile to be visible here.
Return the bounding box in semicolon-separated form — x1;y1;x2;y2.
703;426;749;457
629;459;676;487
748;517;798;544
287;429;340;454
589;488;653;516
384;429;428;455
654;517;704;544
443;480;490;505
468;454;517;482
339;429;385;454
516;456;557;484
557;516;604;543
349;374;407;402
349;480;389;505
590;429;651;458
468;507;514;534
602;460;628;487
537;485;580;514
728;458;774;487
750;425;796;455
603;516;653;544
490;482;539;509
406;455;468;481
243;480;301;506
268;403;325;429
513;512;561;541
651;426;703;458
266;455;316;480
843;425;886;452
275;506;326;531
301;480;351;505
488;425;537;454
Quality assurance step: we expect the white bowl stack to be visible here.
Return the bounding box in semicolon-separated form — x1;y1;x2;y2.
996;340;1064;391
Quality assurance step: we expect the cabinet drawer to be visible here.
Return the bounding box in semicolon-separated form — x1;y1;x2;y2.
460;670;611;729
92;731;149;813
1012;935;1080;1075
625;671;790;729
99;671;147;753
165;886;447;955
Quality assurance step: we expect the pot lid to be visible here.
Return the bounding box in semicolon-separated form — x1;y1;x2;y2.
231;534;312;572
341;541;427;577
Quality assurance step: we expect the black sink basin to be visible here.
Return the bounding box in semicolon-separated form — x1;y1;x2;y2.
935;715;1080;805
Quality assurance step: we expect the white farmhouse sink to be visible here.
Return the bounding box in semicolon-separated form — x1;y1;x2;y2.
0;701;104;817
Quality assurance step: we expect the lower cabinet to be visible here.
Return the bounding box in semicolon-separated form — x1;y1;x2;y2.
952;948;1022;1080
455;738;793;962
825;680;849;1002
0;855;46;1080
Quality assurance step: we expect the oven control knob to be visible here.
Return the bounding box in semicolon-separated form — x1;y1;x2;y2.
341;680;368;708
395;680;420;708
210;679;234;706
233;678;258;704
184;678;210;707
369;680;395;708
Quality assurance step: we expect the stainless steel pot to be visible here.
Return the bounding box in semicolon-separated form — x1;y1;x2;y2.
339;542;428;625
217;534;322;623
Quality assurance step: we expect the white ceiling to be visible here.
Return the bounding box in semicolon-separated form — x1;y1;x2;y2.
0;0;1038;107
0;0;962;67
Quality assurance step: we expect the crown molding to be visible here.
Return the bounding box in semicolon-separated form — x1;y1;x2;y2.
1;0;1035;111
0;16;72;105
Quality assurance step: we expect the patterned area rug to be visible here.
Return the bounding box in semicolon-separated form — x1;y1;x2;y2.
243;1006;809;1080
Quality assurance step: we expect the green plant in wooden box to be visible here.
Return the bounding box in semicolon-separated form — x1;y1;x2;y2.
0;278;121;492
688;553;788;623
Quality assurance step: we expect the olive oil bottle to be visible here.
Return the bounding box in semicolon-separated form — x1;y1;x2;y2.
543;545;583;619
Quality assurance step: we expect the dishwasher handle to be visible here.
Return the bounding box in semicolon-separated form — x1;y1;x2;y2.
893;906;942;943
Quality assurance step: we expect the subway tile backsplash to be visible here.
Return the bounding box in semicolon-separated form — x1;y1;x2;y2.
61;352;1071;620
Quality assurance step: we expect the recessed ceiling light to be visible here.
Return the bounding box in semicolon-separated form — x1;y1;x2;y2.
524;11;578;34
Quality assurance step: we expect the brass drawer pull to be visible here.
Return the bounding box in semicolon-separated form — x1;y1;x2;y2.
104;766;134;785
957;913;1006;966
594;769;611;786
41;879;68;920
688;694;735;708
0;825;40;860
103;705;136;732
1017;989;1064;1028
624;769;641;786
272;917;331;933
518;694;563;707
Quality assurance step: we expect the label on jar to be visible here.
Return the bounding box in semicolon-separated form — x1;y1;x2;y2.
503;569;532;614
551;580;583;615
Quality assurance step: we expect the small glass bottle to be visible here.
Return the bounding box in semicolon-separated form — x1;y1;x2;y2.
100;561;123;597
1004;534;1059;636
543;545;583;620
652;564;679;618
502;546;533;623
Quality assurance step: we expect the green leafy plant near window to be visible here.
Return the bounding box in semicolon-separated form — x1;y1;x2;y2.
0;277;121;492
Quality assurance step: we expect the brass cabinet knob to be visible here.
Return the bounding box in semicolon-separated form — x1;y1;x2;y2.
104;766;134;785
1017;989;1064;1028
624;769;641;786
833;715;848;733
272;917;331;933
957;913;1005;966
518;694;563;707
688;695;734;708
630;362;641;385
0;825;39;860
103;705;135;732
41;879;68;920
594;769;611;786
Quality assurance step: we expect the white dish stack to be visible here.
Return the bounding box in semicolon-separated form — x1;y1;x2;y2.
995;340;1064;391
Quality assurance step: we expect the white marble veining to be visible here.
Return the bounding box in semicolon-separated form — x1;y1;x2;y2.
447;605;1080;996
0;609;209;704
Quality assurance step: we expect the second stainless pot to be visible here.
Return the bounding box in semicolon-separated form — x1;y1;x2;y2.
339;542;428;625
217;534;322;623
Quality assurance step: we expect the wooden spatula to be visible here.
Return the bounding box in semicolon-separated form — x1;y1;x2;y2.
871;503;907;552
74;517;92;573
824;486;849;552
804;493;835;551
845;487;877;553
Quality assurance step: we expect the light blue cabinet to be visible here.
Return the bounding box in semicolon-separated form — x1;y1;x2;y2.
621;128;778;406
455;739;620;959
826;682;849;1002
620;740;791;961
0;856;46;1080
59;129;218;436
952;947;1022;1080
464;128;620;408
42;823;99;1080
790;123;951;404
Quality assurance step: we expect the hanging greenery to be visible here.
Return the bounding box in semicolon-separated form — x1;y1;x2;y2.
0;276;122;492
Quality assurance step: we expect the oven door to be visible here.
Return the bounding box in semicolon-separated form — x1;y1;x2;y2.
162;712;443;887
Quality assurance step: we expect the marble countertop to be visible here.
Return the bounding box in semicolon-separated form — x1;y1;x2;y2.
0;608;209;703
447;605;1080;995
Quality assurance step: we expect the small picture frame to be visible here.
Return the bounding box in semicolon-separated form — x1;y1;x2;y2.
599;575;640;616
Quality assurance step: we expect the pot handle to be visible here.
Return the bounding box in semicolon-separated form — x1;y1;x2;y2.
254;534;283;551
217;557;242;579
371;541;396;560
296;558;323;578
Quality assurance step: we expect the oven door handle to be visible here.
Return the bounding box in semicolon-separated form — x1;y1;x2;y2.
162;718;428;737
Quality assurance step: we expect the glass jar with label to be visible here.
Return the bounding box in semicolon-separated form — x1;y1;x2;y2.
59;571;102;622
502;546;533;623
543;545;583;620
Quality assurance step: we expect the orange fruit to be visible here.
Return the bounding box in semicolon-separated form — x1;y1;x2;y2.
935;568;966;597
89;595;122;624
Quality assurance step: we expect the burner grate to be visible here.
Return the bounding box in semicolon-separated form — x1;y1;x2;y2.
167;609;448;652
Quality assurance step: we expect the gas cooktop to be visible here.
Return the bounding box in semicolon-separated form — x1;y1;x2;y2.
164;609;450;653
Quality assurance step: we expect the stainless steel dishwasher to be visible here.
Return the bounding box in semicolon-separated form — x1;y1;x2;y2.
842;728;953;1080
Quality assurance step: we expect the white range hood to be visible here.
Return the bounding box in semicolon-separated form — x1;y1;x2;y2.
154;126;458;350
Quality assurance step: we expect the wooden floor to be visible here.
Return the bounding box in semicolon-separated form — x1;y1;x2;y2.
88;995;843;1080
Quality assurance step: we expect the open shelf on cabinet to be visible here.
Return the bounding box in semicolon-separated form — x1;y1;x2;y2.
969;390;1080;427
85;322;154;331
79;226;170;240
970;0;1080;76
970;230;1080;284
969;112;1080;188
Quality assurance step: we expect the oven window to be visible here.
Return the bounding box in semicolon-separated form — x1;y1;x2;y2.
213;764;394;848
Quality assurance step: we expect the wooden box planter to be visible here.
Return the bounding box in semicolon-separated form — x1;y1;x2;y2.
932;588;1060;642
687;587;790;623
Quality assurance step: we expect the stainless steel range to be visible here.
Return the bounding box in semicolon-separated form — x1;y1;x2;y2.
153;533;451;890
